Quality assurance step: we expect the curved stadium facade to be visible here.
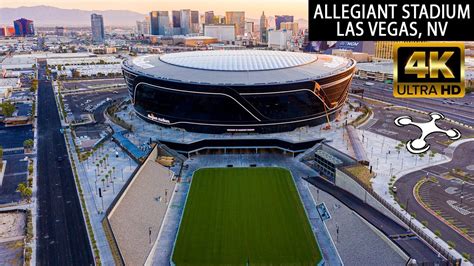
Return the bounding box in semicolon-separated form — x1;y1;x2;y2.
122;50;356;134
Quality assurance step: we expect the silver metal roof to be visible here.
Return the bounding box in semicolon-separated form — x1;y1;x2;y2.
124;50;355;85
160;50;317;71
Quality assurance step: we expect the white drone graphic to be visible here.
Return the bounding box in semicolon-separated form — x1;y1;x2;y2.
394;112;461;154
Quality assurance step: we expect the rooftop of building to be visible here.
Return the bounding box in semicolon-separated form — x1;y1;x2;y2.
124;50;355;85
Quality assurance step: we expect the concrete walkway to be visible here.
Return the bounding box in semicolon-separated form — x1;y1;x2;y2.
307;185;407;266
66;132;138;266
352;128;468;263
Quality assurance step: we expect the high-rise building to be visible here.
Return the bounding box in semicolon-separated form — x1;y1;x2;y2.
213;15;226;24
144;16;151;35
245;22;254;36
375;41;396;59
14;18;35;36
4;26;15;37
90;14;105;43
136;19;150;35
191;11;200;33
260;11;268;43
203;24;236;42
172;10;181;35
375;41;414;59
225;11;245;36
275;15;293;30
267;29;292;50
180;9;192;35
280;22;298;35
55;26;65;36
150;11;170;36
204;11;214;24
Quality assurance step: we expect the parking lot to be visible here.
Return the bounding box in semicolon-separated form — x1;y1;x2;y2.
60;82;128;151
63;88;127;123
418;176;474;239
0;152;28;205
62;78;125;91
0;124;33;150
358;100;474;154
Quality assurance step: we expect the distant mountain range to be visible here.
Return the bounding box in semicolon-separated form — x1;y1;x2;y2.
0;5;146;27
0;5;308;28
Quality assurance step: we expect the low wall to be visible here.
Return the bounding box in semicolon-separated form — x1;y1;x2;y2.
335;169;405;227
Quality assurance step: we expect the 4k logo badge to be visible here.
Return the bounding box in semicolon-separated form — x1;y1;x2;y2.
393;42;465;98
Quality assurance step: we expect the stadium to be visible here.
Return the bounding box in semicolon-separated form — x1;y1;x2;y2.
122;50;356;134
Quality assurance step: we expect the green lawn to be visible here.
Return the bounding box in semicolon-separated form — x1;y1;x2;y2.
172;167;321;266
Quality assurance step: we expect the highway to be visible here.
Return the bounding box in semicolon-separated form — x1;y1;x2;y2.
36;61;94;265
351;79;474;127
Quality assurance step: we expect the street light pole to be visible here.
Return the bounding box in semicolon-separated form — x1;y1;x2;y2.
148;227;152;244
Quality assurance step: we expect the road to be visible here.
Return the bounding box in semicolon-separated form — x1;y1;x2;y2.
395;141;474;260
351;79;474;126
36;61;94;265
305;177;443;264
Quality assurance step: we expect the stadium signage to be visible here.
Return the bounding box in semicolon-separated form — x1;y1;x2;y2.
147;113;171;124
227;128;255;132
308;1;474;40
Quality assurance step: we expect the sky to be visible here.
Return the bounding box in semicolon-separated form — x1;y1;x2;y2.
0;0;309;19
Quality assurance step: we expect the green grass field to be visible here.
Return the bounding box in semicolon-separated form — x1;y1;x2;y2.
172;167;321;266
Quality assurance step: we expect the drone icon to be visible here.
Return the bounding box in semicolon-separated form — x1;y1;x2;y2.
394;112;461;154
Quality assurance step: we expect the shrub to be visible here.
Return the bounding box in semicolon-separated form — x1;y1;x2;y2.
447;241;456;249
462;253;471;261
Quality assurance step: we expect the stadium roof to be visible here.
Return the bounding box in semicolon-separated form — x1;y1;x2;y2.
123;50;355;86
160;50;317;71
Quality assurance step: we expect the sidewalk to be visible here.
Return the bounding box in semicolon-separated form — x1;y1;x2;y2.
66;132;138;265
351;128;469;263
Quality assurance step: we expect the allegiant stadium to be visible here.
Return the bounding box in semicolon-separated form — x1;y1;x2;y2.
122;50;356;134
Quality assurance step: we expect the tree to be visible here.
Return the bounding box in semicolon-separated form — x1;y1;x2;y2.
0;101;16;117
419;153;425;160
17;182;32;201
30;79;38;92
17;183;26;193
23;187;32;199
23;139;34;149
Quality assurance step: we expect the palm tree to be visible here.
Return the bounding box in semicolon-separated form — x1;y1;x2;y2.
112;166;116;179
17;183;26;194
105;174;109;187
429;150;436;162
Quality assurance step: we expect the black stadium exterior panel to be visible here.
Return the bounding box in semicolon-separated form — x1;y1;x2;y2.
122;50;356;134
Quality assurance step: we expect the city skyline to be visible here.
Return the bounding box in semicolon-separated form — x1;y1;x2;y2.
0;0;308;20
